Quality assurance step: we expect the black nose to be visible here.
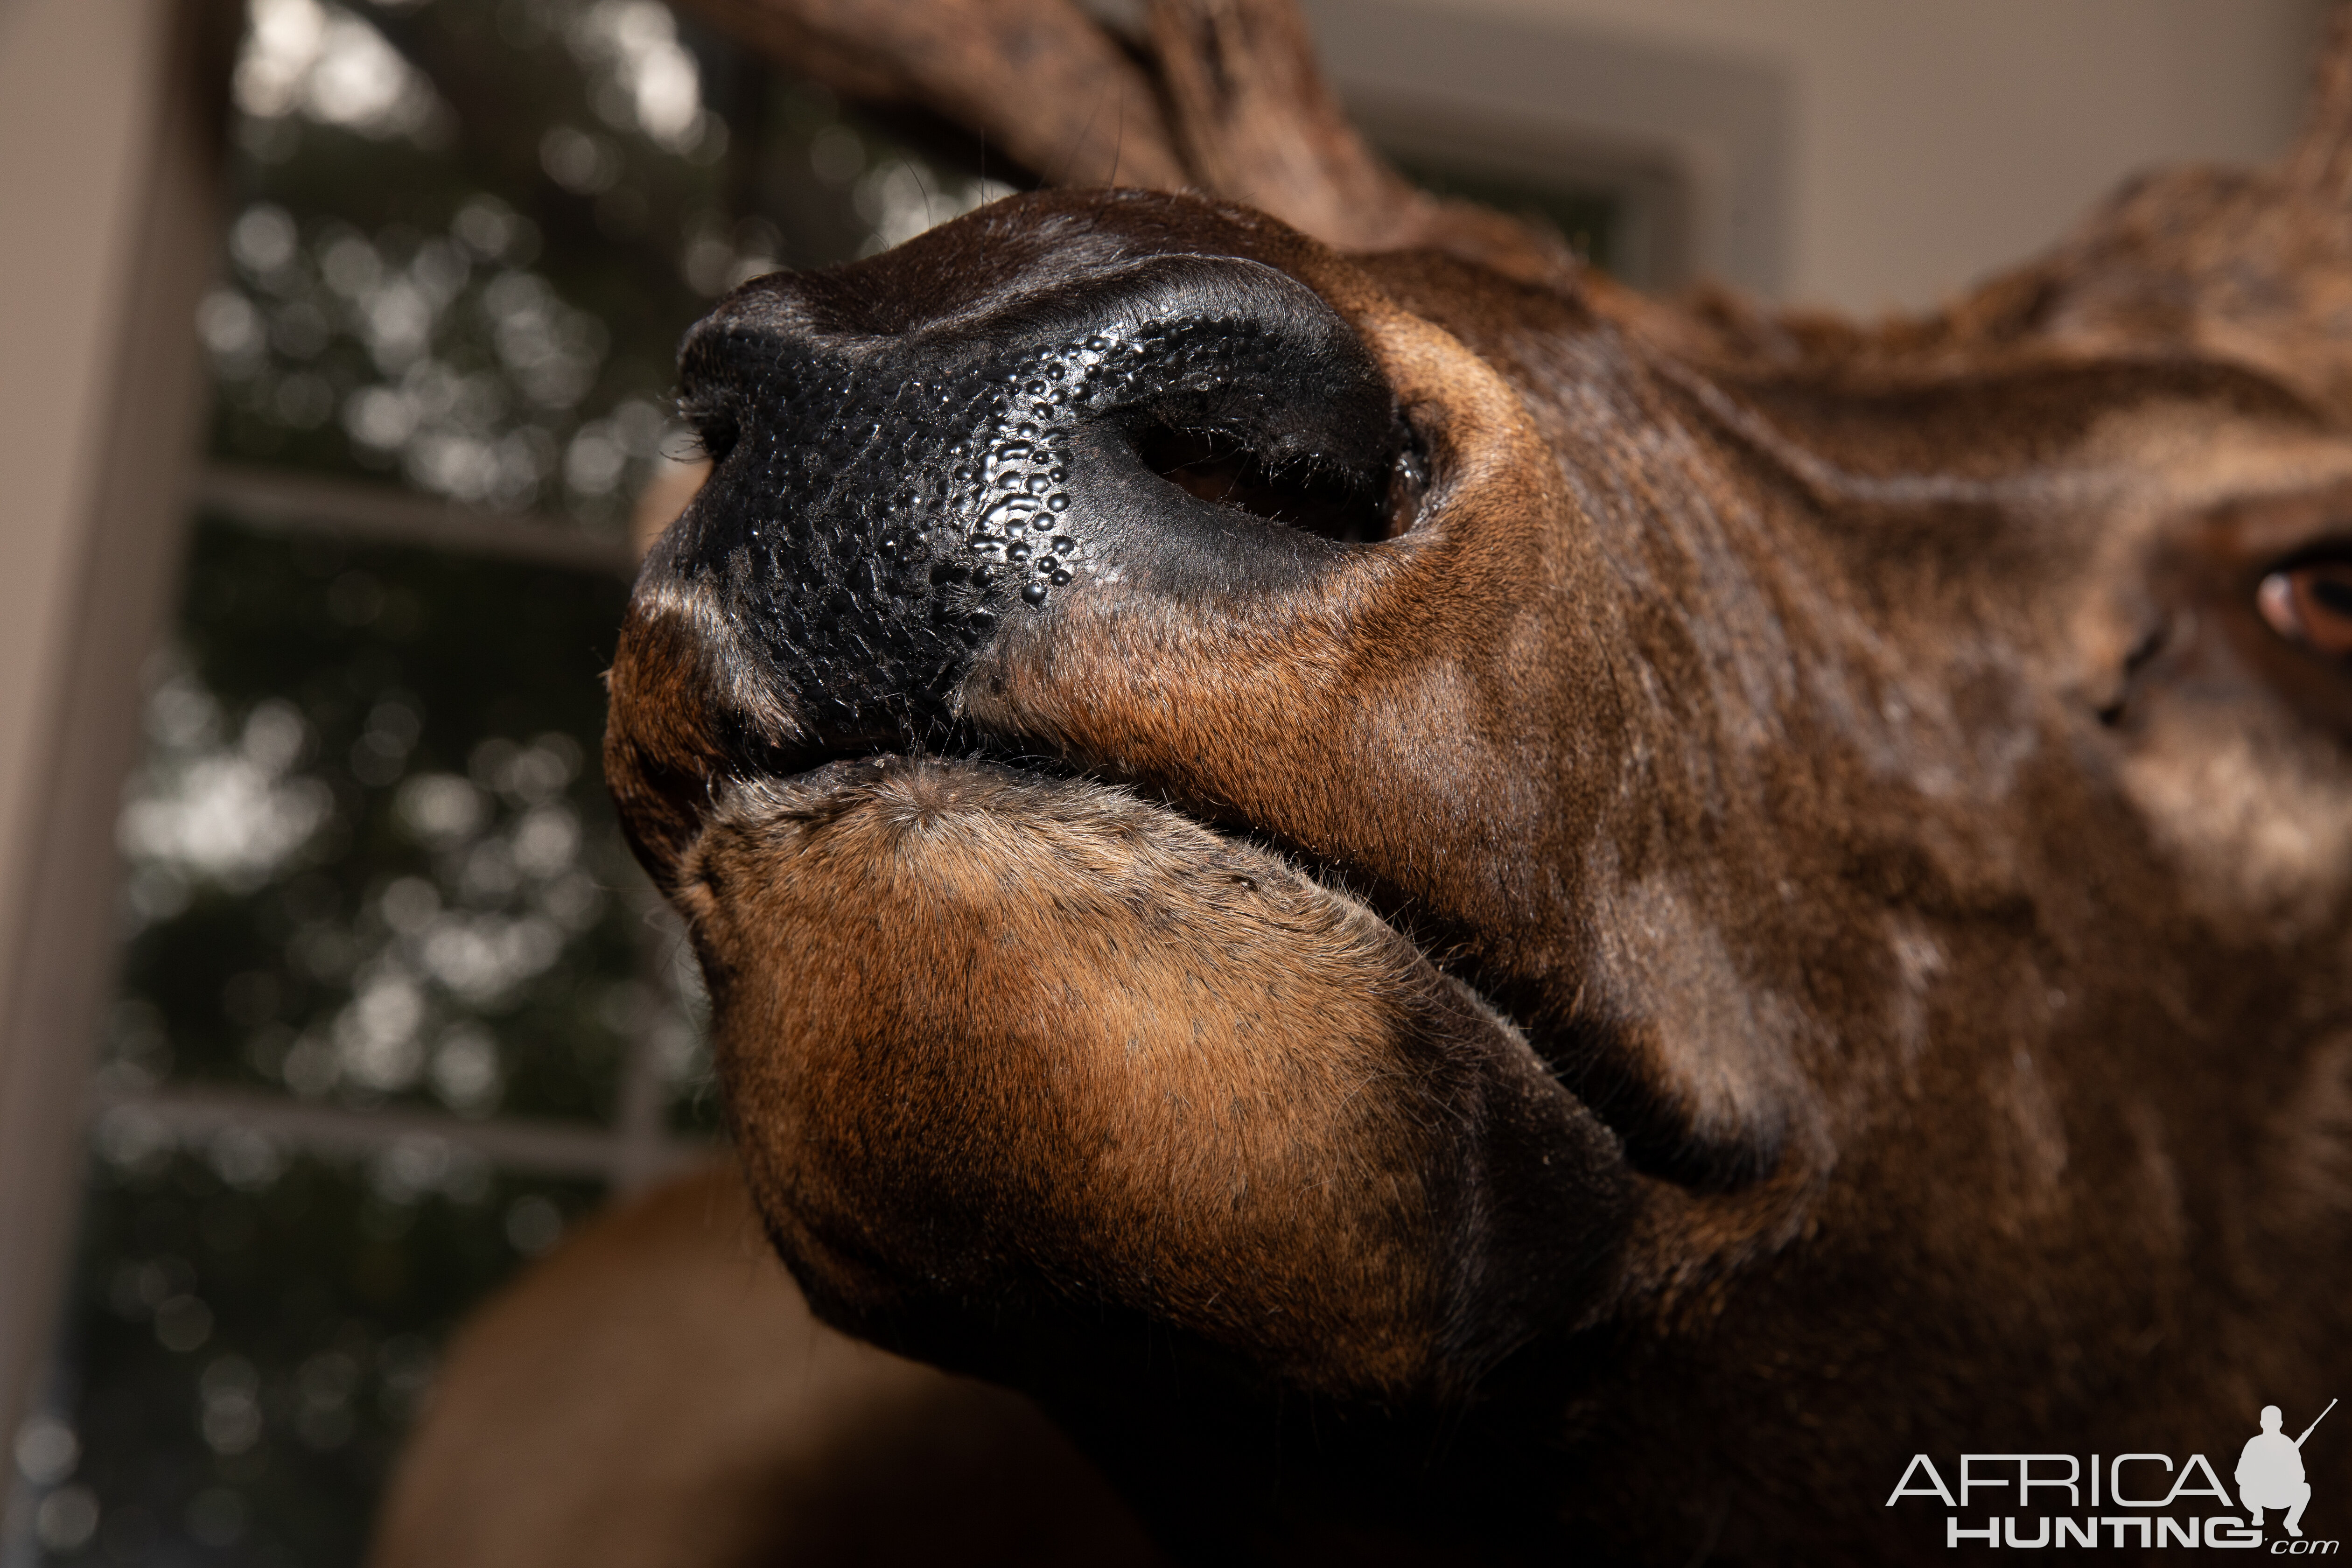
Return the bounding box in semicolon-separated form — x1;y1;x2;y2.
649;238;1401;765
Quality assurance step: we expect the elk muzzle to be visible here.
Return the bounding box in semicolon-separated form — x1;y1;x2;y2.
604;196;1633;1414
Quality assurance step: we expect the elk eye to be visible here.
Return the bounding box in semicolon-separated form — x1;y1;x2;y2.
2257;558;2352;658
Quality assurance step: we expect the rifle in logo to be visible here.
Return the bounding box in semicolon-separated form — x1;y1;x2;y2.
2242;1399;2334;1539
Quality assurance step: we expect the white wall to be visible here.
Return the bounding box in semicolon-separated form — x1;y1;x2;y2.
0;3;166;966
0;0;222;1447
1346;0;2327;312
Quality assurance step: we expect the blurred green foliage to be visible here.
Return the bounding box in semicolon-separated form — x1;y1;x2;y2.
204;0;1011;528
108;519;652;1125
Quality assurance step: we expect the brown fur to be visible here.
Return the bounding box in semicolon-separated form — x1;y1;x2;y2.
685;759;1623;1405
587;190;2352;1558
371;1163;1162;1566
394;8;2352;1565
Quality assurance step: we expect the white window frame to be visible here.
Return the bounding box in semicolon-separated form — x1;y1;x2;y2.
1;0;238;1476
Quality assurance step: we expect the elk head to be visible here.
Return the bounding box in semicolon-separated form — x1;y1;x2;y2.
607;1;2352;1558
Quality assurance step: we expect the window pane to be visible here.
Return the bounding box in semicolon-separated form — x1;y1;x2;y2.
1385;153;1625;274
205;0;1012;531
24;0;1020;1554
109;517;645;1124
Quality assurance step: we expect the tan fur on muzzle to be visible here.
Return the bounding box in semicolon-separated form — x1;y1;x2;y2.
676;757;1590;1399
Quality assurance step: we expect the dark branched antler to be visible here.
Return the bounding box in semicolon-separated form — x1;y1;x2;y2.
1141;0;1557;270
673;0;1569;277
673;0;1186;190
2288;1;2352;202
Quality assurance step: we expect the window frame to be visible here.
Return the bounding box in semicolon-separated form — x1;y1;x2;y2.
1309;0;1792;296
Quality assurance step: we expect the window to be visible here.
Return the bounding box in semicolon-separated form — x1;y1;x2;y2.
1314;0;1790;295
1372;110;1683;287
8;3;1005;1561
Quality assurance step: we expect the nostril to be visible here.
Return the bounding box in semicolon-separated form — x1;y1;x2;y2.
679;392;740;467
1384;424;1432;539
1127;407;1428;545
646;252;1420;772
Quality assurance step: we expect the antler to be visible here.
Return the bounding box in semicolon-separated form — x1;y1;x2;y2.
1723;0;2352;422
1138;0;1569;275
671;0;1186;190
1144;0;1413;246
2287;1;2352;202
674;0;1569;276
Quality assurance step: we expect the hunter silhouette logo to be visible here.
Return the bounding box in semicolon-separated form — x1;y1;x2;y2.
2243;1401;2334;1539
1885;1399;2339;1550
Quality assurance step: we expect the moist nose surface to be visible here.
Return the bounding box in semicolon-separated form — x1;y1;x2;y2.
649;253;1396;764
674;336;1058;759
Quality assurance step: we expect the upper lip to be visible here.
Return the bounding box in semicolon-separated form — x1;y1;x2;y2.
771;734;1578;1118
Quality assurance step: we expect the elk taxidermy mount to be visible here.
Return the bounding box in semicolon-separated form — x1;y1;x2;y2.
375;1;2352;1563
